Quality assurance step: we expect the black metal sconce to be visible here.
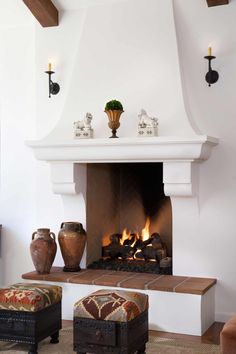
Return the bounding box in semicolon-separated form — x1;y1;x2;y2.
204;47;219;87
45;63;60;98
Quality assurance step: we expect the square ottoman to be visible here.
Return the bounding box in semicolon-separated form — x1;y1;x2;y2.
0;282;62;354
74;289;149;354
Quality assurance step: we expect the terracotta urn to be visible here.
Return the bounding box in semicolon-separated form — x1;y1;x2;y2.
30;228;57;274
58;222;86;272
105;109;124;138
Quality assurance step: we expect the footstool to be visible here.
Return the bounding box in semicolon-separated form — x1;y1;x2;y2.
0;282;62;354
73;289;149;354
220;314;236;354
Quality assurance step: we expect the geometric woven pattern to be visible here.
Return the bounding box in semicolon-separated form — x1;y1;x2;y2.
0;283;62;312
74;289;148;322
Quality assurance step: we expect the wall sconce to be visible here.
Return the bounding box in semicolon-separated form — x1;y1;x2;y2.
204;47;219;87
45;63;60;98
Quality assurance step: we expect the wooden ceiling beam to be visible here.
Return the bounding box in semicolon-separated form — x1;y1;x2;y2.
206;0;229;7
22;0;58;27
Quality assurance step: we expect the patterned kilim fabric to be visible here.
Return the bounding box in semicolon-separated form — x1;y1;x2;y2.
74;289;148;322
0;283;62;312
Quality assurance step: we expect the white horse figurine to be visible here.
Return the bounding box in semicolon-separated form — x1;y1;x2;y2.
138;109;158;128
74;112;93;131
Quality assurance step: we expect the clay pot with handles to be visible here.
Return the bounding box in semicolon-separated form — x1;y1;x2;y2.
58;222;86;272
30;228;57;274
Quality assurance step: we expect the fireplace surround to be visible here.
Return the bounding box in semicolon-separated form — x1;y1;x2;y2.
26;135;218;335
27;135;217;271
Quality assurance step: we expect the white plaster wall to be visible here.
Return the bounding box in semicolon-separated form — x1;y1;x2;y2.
0;0;235;324
0;1;37;286
173;0;236;322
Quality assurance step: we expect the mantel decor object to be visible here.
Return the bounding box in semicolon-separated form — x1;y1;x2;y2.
105;100;124;138
138;108;158;137
58;222;86;272
204;46;219;87
30;228;57;274
45;62;60;98
73;112;93;139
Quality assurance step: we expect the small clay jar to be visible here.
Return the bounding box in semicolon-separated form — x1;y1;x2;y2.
58;222;86;272
30;228;57;274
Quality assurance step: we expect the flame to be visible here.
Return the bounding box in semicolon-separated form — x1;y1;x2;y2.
131;237;137;247
121;228;131;245
103;232;111;246
141;218;150;242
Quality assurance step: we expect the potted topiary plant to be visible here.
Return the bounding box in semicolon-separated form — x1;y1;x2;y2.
104;99;124;138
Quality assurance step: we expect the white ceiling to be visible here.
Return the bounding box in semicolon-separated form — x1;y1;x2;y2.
0;0;33;28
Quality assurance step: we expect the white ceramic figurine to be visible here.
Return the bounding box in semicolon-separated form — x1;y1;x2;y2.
138;109;158;128
138;109;158;137
74;112;93;138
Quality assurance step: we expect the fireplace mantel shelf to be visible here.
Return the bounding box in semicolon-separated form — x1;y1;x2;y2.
26;135;218;196
27;135;218;163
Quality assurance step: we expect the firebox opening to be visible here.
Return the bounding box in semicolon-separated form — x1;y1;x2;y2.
86;163;172;274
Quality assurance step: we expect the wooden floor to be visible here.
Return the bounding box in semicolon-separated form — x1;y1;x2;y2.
62;320;224;345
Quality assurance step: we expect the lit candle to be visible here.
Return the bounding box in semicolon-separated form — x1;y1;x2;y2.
48;62;52;71
208;47;212;56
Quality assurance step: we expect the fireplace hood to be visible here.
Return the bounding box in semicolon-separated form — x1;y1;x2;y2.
27;0;218;197
26;135;218;197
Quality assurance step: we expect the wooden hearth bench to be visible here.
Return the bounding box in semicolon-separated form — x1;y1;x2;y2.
0;283;62;354
22;267;217;336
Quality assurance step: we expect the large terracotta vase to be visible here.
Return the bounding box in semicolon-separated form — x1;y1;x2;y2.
58;222;86;272
105;109;124;138
30;228;57;274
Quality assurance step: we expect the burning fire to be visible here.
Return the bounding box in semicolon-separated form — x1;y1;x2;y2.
121;228;131;244
101;216;169;266
119;218;151;249
141;217;150;242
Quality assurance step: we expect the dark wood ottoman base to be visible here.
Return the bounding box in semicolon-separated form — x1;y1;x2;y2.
74;309;148;354
0;301;61;354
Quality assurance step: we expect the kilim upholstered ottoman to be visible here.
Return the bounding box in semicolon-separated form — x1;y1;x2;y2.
0;283;62;354
73;289;149;354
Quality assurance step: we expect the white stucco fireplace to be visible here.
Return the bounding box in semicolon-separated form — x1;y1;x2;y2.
27;0;219;275
27;135;218;272
26;135;218;335
24;0;221;335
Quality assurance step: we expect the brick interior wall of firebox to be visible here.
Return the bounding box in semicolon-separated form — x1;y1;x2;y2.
86;163;172;266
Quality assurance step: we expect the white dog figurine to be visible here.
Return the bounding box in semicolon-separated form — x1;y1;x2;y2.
138;109;158;128
74;112;93;139
74;112;93;131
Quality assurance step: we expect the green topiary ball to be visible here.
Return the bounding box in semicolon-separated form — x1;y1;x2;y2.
105;100;123;111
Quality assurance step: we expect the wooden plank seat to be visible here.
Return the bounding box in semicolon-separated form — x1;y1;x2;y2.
73;289;149;354
0;282;62;354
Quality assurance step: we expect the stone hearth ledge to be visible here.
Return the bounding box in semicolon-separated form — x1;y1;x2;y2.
22;267;216;295
22;268;217;335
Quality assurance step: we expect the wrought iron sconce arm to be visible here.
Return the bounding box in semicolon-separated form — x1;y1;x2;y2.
45;70;60;98
204;55;219;87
